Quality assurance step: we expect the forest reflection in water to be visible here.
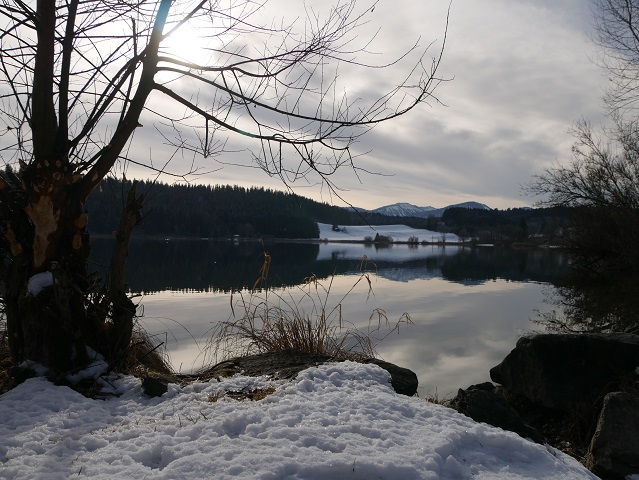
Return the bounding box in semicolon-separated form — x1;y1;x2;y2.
90;238;572;293
534;274;639;334
88;238;634;394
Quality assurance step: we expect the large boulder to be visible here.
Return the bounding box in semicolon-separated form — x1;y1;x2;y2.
587;392;639;479
448;382;544;444
361;358;418;396
489;333;639;410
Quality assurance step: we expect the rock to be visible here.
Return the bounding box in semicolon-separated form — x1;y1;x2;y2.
587;392;639;479
142;376;169;397
204;350;332;380
449;382;544;444
202;350;418;395
362;358;418;396
489;333;639;410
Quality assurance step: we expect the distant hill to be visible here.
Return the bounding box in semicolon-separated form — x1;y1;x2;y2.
87;178;560;244
371;201;490;218
371;202;435;218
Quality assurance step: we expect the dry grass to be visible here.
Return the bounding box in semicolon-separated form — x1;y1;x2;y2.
1;253;413;395
118;325;174;377
0;339;13;395
208;386;277;402
0;310;14;395
204;254;413;364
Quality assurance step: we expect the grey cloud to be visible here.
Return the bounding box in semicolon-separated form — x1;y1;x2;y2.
114;0;608;211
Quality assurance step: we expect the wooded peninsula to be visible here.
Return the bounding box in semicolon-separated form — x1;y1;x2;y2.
86;178;569;243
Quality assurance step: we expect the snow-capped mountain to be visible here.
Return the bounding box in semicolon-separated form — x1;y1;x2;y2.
371;201;490;218
371;202;435;218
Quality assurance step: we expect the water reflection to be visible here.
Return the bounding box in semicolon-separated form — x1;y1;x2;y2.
89;237;639;395
90;239;571;293
369;278;546;398
136;277;550;398
90;239;321;293
88;238;573;396
534;274;639;334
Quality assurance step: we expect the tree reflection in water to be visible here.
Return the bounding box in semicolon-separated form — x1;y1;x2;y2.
90;238;573;293
535;275;639;333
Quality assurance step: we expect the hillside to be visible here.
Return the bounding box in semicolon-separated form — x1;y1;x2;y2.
372;201;490;218
86;179;460;239
371;202;436;217
86;179;338;239
85;178;566;242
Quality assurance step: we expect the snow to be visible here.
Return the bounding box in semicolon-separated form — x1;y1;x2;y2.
316;242;462;263
0;362;598;480
26;271;54;296
318;223;460;243
371;203;435;218
65;358;109;386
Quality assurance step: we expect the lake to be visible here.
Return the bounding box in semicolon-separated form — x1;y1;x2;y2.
90;238;571;398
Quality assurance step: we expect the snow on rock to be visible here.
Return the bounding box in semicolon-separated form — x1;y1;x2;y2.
318;223;459;243
0;362;597;480
65;359;109;386
26;271;54;296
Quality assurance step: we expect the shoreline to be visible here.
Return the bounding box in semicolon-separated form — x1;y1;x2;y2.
90;233;559;250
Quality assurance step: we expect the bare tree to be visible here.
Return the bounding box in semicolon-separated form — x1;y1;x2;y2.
530;0;639;275
528;119;639;274
592;0;639;114
0;0;446;374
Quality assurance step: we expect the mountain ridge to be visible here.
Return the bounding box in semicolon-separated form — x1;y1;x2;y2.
369;201;491;218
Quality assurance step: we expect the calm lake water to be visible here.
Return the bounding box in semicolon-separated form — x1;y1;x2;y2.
91;239;571;397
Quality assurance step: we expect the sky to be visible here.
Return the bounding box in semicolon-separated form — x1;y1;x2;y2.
0;361;599;479
123;0;607;210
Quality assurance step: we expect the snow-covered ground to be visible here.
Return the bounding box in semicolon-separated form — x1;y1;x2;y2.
0;362;598;479
318;223;460;243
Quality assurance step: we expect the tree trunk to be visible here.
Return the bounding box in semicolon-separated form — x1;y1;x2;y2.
2;165;142;375
2;163;91;373
0;0;170;376
106;181;144;368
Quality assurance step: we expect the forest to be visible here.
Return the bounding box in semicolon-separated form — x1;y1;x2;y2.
86;179;330;239
441;206;571;244
86;178;570;243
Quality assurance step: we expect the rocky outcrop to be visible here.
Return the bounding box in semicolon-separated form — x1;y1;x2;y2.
200;349;419;396
141;350;418;397
489;333;639;411
487;333;639;480
448;382;544;444
204;350;333;380
587;392;639;479
361;358;418;396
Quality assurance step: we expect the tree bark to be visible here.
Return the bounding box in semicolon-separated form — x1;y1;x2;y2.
108;181;144;366
5;163;93;372
4;172;145;374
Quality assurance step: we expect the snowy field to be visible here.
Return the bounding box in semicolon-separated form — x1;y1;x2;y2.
0;362;598;480
317;223;460;243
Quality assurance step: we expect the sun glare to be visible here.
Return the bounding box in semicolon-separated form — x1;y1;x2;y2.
162;25;214;63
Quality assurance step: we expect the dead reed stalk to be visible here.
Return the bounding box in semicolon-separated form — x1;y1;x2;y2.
204;253;413;364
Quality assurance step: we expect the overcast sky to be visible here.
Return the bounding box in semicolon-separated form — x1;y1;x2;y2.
126;0;607;210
